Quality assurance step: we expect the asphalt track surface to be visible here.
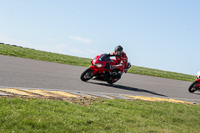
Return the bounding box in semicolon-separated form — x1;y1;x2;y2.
0;55;199;103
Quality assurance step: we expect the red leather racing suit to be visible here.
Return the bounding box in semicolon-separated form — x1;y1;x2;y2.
108;52;128;73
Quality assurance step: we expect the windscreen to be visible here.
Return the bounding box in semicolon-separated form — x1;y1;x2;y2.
98;54;111;61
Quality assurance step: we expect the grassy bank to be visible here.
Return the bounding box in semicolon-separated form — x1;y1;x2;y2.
0;97;199;133
0;43;195;81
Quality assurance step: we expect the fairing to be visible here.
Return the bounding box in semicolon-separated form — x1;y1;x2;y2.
196;78;200;88
90;54;117;75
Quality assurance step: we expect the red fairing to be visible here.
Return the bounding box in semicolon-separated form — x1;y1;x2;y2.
89;54;115;75
89;65;98;75
196;79;200;88
196;79;200;82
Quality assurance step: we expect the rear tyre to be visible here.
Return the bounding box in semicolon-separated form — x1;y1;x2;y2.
188;81;199;93
80;68;93;81
107;77;118;84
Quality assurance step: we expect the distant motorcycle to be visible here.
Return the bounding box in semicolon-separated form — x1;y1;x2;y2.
188;71;200;93
80;53;131;84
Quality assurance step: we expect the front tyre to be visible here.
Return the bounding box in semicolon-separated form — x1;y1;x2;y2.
80;68;93;81
188;81;199;93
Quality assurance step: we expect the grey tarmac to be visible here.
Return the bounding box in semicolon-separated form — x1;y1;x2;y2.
0;55;199;103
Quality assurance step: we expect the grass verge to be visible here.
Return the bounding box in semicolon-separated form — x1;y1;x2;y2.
0;43;195;81
0;97;199;133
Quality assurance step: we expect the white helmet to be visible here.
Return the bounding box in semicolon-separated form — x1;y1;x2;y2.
196;71;200;79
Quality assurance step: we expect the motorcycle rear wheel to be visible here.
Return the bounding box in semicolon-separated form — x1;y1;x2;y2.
80;68;93;81
188;81;199;93
107;77;118;84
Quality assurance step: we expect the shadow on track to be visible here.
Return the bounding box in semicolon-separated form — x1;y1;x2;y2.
191;92;200;95
88;81;167;97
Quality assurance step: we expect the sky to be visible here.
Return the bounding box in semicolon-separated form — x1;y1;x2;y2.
0;0;199;75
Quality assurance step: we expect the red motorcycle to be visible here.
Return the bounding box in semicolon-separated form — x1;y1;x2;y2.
80;54;131;84
188;71;200;93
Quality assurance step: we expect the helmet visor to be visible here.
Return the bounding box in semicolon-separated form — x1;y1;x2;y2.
115;51;122;56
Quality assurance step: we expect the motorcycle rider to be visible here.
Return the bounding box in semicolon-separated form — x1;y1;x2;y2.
108;45;130;79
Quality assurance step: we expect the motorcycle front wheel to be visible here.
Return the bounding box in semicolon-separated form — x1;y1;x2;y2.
80;68;93;81
188;81;199;93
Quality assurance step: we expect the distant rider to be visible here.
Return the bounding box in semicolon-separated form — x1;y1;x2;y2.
108;45;130;79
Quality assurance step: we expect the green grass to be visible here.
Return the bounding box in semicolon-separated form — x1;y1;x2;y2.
0;97;199;133
0;43;195;81
0;43;91;67
128;66;195;81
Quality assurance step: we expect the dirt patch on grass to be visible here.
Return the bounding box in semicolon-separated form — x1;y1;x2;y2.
1;95;104;106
